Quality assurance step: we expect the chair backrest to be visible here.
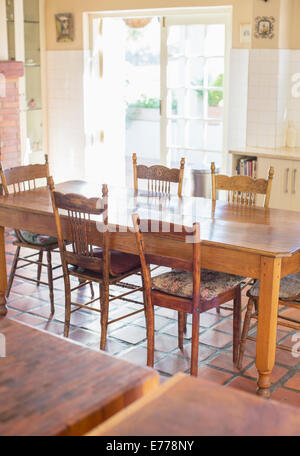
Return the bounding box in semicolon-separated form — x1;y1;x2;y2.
132;153;185;197
48;176;109;275
0;155;49;196
211;162;274;208
132;215;201;310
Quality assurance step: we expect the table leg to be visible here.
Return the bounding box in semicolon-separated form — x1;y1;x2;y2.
255;256;281;398
0;226;8;316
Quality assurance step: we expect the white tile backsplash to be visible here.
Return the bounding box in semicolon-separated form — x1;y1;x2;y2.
228;49;249;150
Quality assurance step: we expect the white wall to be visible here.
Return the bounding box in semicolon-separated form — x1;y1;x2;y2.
47;50;86;182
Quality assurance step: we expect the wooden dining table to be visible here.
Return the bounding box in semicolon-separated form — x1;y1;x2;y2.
87;373;300;436
0;180;300;398
0;318;159;436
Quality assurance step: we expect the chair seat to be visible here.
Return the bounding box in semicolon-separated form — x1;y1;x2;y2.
93;248;140;276
69;248;140;277
152;269;245;301
18;230;58;247
249;273;300;300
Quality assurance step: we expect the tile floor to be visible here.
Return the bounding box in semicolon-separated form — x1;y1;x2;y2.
3;229;300;407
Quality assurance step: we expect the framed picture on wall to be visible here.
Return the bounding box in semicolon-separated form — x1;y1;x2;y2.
255;16;275;39
55;13;74;42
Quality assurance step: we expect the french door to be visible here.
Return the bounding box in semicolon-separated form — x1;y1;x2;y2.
86;10;230;185
162;13;230;172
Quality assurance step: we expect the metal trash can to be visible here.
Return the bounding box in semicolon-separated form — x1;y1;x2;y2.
192;167;219;198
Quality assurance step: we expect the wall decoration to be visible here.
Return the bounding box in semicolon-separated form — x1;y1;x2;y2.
55;13;74;42
240;24;251;44
123;18;152;29
255;16;275;39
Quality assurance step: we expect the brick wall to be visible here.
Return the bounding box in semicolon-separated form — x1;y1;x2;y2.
0;61;24;169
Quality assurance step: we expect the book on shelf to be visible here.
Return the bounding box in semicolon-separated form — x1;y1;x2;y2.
236;157;257;178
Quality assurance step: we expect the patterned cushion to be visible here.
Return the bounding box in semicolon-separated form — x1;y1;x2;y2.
152;269;245;301
19;230;57;247
249;273;300;299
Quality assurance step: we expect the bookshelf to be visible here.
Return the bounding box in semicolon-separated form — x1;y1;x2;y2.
230;148;300;211
5;0;46;164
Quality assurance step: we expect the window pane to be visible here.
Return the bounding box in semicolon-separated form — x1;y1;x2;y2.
167;119;185;147
167;25;185;56
205;24;225;57
188;57;205;87
207;58;224;86
205;152;223;169
206;122;223;151
186;25;205;56
167;88;185;116
187;120;204;149
188;89;204;118
208;91;223;118
167;57;185;88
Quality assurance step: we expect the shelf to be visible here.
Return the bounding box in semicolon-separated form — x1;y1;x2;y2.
23;107;42;112
25;64;40;68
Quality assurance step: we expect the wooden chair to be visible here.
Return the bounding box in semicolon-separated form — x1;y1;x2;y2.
0;155;62;313
132;216;245;375
238;274;300;369
132;153;185;197
211;162;274;207
48;178;143;350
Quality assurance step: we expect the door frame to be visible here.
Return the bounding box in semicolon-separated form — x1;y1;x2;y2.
84;6;232;173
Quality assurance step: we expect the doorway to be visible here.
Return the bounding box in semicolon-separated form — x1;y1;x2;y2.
85;8;231;189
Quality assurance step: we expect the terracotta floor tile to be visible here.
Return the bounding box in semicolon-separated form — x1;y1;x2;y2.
111;326;146;344
213;318;234;334
275;348;300;367
226;376;257;395
199;330;233;348
284;372;300;391
4;307;21;319
209;352;253;373
174;343;216;362
271;388;300;407
68;328;99;345
155;308;178;319
244;364;288;383
197;366;233;385
150;334;180;353
134;315;170;331
117;346;163;365
14;313;46;326
198;312;223;328
38;320;65;336
8;296;41;312
155;355;190;376
162;322;193;339
92;338;129;355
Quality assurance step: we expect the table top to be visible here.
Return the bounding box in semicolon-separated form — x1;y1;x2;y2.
0;318;159;436
0;180;300;257
88;373;300;436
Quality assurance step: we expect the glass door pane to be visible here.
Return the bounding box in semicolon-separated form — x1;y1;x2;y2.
164;19;226;172
124;17;161;186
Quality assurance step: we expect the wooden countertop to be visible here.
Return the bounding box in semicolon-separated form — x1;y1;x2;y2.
230;147;300;161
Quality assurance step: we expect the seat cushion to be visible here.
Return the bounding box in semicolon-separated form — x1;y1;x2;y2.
249;273;300;300
92;248;140;276
152;269;245;300
18;230;57;247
